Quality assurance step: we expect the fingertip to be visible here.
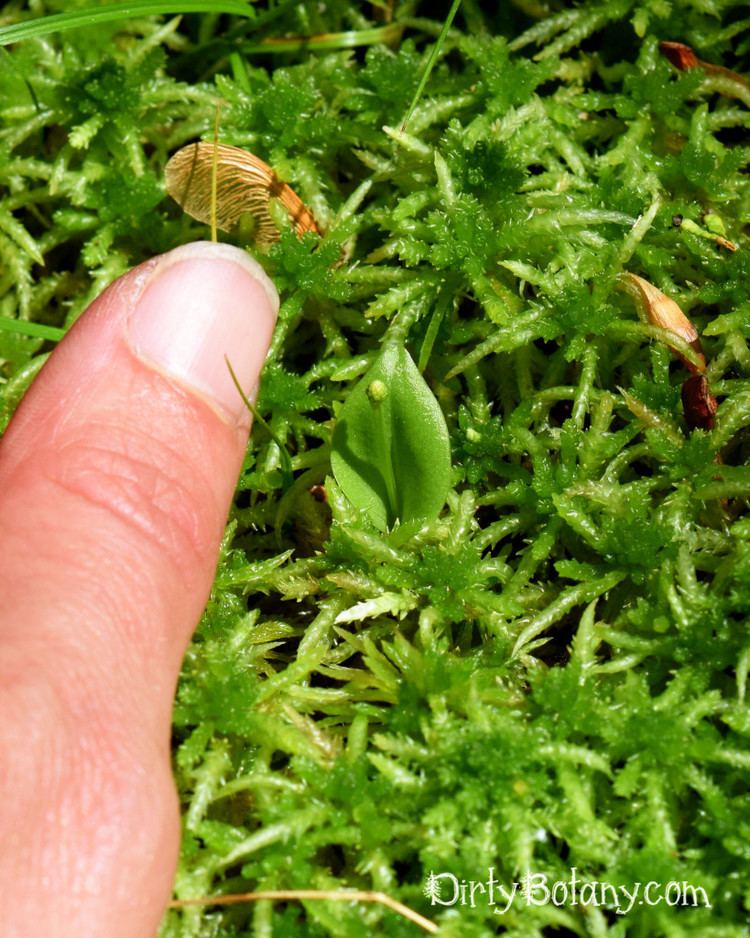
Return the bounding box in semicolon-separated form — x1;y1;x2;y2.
126;241;279;427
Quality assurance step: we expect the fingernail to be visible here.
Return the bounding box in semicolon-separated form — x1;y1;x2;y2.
126;241;279;425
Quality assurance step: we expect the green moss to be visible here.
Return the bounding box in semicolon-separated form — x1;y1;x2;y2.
2;0;750;935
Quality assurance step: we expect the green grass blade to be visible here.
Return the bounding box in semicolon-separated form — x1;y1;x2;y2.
400;0;462;131
0;317;65;341
225;356;293;489
0;1;257;47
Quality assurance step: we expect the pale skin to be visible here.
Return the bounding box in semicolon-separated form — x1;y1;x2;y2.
0;242;279;937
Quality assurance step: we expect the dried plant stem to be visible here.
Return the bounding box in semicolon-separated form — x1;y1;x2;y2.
210;104;221;244
168;888;439;934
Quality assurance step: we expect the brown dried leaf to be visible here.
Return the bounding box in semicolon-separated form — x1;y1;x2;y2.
659;40;750;93
659;41;700;71
165;142;322;245
681;374;718;431
618;272;706;374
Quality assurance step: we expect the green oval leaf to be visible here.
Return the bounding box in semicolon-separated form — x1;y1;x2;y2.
331;344;451;532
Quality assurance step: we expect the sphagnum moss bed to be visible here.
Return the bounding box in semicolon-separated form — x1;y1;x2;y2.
2;1;750;935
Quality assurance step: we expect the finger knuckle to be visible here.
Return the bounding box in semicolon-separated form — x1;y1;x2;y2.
45;422;221;573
